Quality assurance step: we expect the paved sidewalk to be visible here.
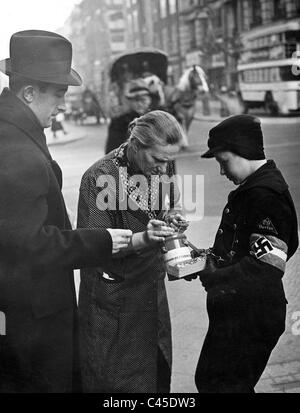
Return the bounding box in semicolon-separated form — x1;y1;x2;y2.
256;360;300;393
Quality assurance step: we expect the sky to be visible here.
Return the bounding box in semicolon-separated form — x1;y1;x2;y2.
0;0;81;59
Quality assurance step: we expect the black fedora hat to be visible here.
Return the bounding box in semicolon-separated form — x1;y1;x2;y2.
0;30;82;86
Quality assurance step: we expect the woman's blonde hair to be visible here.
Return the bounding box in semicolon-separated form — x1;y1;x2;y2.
127;110;184;151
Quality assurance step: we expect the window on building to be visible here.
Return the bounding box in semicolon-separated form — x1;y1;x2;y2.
110;11;124;21
189;20;197;50
171;24;178;53
111;33;125;42
169;0;177;14
132;9;138;30
162;27;168;51
213;8;222;28
154;32;160;49
273;0;286;20
153;0;159;22
160;0;167;18
270;67;280;82
251;0;262;27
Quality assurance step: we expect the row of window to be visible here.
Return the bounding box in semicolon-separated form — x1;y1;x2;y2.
248;0;300;28
126;0;177;18
160;0;177;17
240;66;300;83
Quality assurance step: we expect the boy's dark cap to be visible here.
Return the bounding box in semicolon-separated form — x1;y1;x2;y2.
201;115;265;160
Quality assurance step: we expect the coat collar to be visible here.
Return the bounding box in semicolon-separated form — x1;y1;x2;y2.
0;88;63;189
0;87;52;161
228;160;288;203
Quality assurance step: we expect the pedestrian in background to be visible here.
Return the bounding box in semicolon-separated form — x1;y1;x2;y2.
105;78;151;154
0;30;131;393
195;114;298;393
51;111;67;138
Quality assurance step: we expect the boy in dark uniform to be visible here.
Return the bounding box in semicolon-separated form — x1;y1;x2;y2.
195;114;298;393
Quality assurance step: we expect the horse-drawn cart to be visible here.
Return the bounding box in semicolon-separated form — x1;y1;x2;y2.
108;48;168;118
108;48;210;147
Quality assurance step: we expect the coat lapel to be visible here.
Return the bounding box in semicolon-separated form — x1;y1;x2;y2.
0;88;63;190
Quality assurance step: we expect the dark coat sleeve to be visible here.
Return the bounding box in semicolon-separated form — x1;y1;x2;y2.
0;149;112;272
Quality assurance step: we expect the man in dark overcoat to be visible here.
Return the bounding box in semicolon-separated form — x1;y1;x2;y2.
0;30;132;393
195;115;298;393
105;78;151;154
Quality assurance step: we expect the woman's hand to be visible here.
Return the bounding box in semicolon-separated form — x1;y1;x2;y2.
145;219;175;245
107;228;133;254
165;213;189;232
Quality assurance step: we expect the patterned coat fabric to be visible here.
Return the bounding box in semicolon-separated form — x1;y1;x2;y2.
0;88;112;393
195;160;299;393
78;144;174;393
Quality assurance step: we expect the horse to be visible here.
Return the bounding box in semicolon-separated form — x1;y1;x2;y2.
143;74;166;110
166;65;209;147
144;66;209;148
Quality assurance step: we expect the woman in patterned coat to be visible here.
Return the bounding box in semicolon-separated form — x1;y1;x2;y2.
77;111;187;393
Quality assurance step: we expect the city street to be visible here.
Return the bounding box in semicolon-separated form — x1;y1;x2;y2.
49;113;300;393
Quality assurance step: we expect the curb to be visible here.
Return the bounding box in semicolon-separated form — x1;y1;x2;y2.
194;115;221;123
47;134;87;147
194;114;300;124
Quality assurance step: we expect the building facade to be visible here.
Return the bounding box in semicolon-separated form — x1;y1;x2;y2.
68;0;127;111
65;0;300;102
124;0;240;88
124;0;182;84
175;0;300;90
125;0;154;48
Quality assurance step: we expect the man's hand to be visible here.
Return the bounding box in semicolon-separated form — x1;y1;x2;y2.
165;213;189;233
107;229;133;254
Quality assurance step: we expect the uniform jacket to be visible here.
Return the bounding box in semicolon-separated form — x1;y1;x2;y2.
0;88;112;392
77;144;175;393
195;160;299;392
210;160;298;304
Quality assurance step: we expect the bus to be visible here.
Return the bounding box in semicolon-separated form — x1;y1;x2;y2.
238;22;300;115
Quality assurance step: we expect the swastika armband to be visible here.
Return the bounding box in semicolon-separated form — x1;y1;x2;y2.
250;233;288;272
